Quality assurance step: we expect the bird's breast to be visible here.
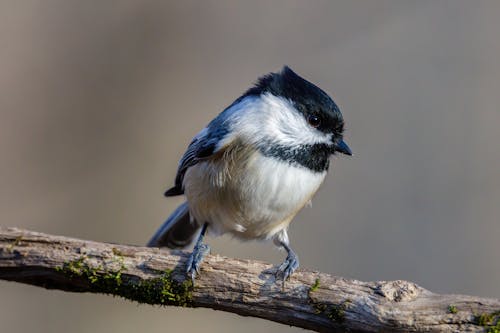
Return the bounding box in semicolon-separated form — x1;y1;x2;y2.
183;144;327;239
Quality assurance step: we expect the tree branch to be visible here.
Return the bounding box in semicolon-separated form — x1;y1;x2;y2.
0;227;498;332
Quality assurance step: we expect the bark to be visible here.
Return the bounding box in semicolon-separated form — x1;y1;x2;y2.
0;227;498;332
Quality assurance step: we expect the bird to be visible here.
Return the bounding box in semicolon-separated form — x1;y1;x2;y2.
147;66;351;285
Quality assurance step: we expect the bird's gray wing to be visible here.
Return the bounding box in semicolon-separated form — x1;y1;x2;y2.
164;124;232;196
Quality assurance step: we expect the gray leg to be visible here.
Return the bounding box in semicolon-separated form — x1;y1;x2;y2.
186;223;210;283
274;230;300;287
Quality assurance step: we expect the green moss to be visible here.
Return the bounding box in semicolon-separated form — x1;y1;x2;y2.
475;310;500;333
6;235;23;253
56;256;193;307
308;279;349;326
487;324;500;333
312;302;346;323
327;304;346;323
448;305;458;314
478;313;493;326
112;247;124;257
310;278;321;292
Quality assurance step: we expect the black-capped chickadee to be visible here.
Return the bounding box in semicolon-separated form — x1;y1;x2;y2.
148;66;351;285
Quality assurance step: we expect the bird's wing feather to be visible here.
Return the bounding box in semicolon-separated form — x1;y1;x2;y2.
164;97;247;196
164;125;234;196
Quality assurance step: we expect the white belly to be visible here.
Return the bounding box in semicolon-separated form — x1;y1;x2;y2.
183;150;327;240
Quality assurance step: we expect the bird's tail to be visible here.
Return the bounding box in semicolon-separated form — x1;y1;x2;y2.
147;201;200;249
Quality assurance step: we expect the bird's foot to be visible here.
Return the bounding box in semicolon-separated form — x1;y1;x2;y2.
186;243;210;284
276;250;299;288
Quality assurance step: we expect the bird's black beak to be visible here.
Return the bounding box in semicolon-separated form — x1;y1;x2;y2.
335;140;352;156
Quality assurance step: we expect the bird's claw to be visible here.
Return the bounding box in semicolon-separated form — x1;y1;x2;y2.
186;243;210;283
276;251;299;288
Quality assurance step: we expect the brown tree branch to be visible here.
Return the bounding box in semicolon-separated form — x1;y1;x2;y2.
0;227;498;332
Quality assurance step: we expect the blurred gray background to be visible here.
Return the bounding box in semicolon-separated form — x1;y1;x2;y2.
1;1;499;332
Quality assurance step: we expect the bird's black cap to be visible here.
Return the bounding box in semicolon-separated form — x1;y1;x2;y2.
244;66;345;136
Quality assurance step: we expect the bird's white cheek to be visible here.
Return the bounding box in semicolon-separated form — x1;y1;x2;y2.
230;94;333;147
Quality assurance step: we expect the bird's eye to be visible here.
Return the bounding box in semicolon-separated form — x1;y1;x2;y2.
307;114;321;128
